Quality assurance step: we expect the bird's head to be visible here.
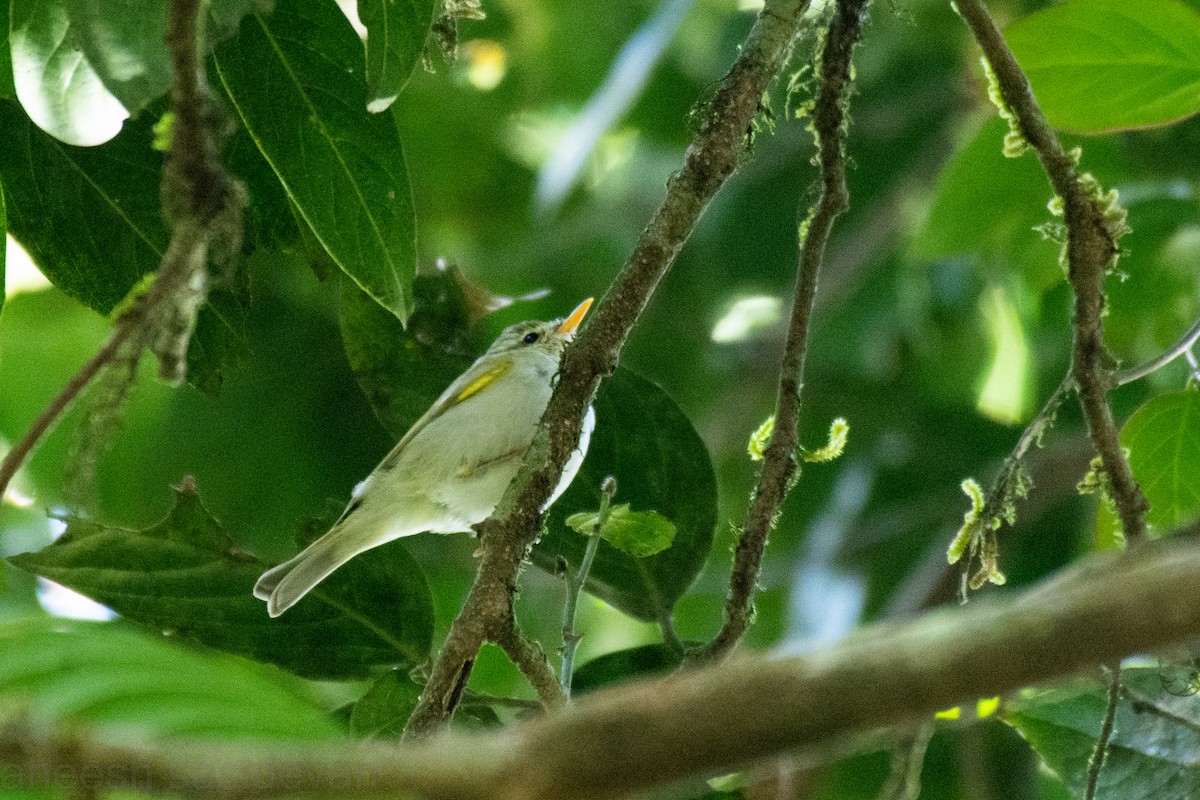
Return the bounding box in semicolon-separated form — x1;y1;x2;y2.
486;298;593;360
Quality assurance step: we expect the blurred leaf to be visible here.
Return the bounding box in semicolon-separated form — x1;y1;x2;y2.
358;0;437;113
0;616;340;739
1006;668;1200;799
66;0;171;113
0;100;166;313
0;181;6;319
9;0;128;145
566;504;677;559
349;670;421;738
571;642;683;695
186;286;249;397
911;117;1060;289
213;0;416;322
9;482;434;680
1006;0;1200;134
0;1;13;98
341;271;476;436
1120;389;1200;536
539;369;717;622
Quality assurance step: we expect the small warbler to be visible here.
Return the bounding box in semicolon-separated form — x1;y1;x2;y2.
254;298;596;617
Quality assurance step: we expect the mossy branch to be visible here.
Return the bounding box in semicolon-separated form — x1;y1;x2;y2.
689;0;869;665
953;0;1148;543
404;0;820;737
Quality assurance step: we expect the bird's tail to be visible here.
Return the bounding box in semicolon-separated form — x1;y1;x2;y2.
254;510;407;618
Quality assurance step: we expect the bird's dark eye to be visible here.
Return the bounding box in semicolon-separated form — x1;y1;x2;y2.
522;332;541;345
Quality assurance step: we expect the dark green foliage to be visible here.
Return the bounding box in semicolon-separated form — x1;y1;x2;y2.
10;483;434;679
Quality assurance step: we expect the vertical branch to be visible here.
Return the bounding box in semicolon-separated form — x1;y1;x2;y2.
404;0;817;738
953;0;1148;542
1085;664;1122;800
691;0;869;664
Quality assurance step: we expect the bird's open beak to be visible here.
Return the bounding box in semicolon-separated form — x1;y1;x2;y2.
556;298;594;335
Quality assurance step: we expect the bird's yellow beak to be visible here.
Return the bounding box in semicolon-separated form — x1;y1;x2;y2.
556;298;594;335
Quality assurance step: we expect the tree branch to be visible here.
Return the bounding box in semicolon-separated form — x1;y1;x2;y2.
953;0;1148;542
404;0;817;736
692;0;869;664
9;524;1200;800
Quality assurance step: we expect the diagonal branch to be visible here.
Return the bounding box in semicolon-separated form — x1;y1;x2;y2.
953;0;1148;542
404;0;817;737
691;0;870;664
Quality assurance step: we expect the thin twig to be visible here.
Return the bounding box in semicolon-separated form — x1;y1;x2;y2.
876;723;935;800
1085;663;1122;800
1114;313;1200;386
0;321;140;500
404;0;817;737
954;0;1148;542
690;0;869;665
560;478;613;698
494;630;566;712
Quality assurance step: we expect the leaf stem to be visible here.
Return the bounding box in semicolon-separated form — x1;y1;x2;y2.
1086;663;1122;800
560;478;615;698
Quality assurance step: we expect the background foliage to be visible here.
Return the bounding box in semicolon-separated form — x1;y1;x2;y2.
3;0;1200;797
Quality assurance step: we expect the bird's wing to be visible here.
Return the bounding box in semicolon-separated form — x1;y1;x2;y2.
378;354;514;467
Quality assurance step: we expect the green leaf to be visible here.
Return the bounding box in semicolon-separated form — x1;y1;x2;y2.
9;483;434;680
1005;0;1200;134
911;117;1062;289
0;101;166;312
186;286;250;397
213;0;416;322
1120;389;1200;535
571;643;683;695
1006;668;1200;799
349;670;422;738
0;180;6;320
358;0;438;113
341;270;477;435
566;504;677;559
9;0;128;145
0;616;340;740
539;369;717;621
66;0;171;113
0;1;14;98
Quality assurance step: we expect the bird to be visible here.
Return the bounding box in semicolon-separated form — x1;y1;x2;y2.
254;298;596;618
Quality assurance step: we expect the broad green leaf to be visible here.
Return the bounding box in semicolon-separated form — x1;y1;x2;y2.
0;1;14;98
0;100;166;313
539;369;717;622
341;279;717;621
0;616;340;740
9;482;434;680
67;0;171;113
911;117;1061;289
566;504;677;558
9;0;128;145
571;642;683;695
341;272;476;436
1006;0;1200;134
358;0;438;113
1120;390;1200;535
0;180;6;319
186;286;249;397
1006;667;1200;799
213;0;416;322
350;670;422;738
